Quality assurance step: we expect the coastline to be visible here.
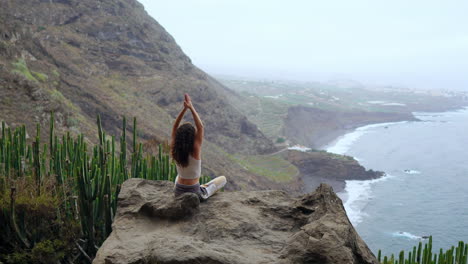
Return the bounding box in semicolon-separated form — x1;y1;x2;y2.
323;106;468;225
317;105;468;151
284;105;468;197
283;106;419;149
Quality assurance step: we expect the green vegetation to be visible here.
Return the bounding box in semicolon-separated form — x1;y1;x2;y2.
0;114;207;263
378;237;467;264
312;149;355;161
52;69;60;78
225;93;290;140
48;88;81;113
219;77;467;124
32;71;48;82
66;116;79;128
11;58;48;83
276;137;286;143
11;58;37;82
228;153;297;182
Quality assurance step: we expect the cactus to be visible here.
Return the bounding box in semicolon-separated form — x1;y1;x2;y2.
0;114;183;260
379;236;468;264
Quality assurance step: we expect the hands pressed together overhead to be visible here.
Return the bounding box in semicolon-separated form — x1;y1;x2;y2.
184;93;193;110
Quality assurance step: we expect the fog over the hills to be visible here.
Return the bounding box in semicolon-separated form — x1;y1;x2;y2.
140;0;468;90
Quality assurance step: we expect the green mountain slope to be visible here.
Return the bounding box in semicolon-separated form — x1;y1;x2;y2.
0;0;283;190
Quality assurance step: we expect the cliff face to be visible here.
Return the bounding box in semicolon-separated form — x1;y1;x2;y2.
284;106;418;148
287;150;383;193
0;0;277;189
93;178;378;264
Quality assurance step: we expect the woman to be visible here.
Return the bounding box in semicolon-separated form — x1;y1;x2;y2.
171;93;226;200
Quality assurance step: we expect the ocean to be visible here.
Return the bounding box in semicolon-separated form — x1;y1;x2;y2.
324;107;468;256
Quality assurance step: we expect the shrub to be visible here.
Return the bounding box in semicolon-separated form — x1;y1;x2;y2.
276;137;286;143
11;59;36;82
10;58;48;83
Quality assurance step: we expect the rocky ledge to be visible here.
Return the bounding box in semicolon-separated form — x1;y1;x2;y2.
288;150;383;193
93;178;378;264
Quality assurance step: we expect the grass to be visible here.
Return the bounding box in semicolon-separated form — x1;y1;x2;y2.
11;58;37;82
225;94;290;140
52;69;60;78
11;58;48;83
48;88;80;113
228;153;298;182
308;149;356;161
32;71;48;82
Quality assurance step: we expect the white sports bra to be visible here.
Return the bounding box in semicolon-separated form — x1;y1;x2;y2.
176;155;201;179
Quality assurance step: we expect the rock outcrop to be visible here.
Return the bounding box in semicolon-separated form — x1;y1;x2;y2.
93;178;378;264
288;150;383;193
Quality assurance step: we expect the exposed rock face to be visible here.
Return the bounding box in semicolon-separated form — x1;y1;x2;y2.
94;178;378;264
284;106;418;148
288;150;383;193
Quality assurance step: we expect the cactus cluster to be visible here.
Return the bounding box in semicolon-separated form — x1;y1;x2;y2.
1;114;210;262
379;236;468;264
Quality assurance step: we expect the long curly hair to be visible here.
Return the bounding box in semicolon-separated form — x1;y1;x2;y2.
171;123;195;167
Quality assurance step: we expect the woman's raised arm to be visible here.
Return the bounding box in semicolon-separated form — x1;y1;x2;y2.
184;94;204;147
171;106;187;143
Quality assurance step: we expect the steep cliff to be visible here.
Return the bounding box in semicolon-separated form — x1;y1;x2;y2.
287;150;383;193
0;0;277;189
93;178;379;264
284;106;418;148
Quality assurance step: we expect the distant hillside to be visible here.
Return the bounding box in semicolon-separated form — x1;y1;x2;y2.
284;106;417;148
218;76;468;145
0;0;280;190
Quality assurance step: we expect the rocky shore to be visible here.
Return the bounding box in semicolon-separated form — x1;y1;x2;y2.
287;150;383;193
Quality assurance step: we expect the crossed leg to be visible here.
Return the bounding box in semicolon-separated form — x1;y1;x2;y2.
200;176;227;200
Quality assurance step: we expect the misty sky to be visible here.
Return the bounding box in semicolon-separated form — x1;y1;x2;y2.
139;0;468;90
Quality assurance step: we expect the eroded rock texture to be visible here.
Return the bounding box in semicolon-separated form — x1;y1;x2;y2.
94;178;378;264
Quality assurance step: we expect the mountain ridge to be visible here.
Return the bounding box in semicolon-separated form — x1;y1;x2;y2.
0;0;281;190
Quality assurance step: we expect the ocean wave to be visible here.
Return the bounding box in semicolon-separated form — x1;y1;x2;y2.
403;169;421;174
263;94;282;99
288;145;311;152
341;174;393;226
414;107;468;120
392;231;427;240
325;121;408;155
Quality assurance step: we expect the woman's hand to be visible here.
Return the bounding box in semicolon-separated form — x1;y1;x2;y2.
184;93;194;109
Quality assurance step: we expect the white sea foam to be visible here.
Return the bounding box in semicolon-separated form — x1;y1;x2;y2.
325;121;408;155
367;100;406;106
382;103;406;106
288;145;311;152
326;121;407;225
325;129;368;155
403;169;421;174
392;231;424;240
367;100;386;104
341;174;393;226
263;94;282;99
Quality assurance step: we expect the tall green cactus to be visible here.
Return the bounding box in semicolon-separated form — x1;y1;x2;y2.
1;113;207;260
379;236;468;264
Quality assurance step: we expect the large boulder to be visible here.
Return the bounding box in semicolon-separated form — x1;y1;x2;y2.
93;178;378;264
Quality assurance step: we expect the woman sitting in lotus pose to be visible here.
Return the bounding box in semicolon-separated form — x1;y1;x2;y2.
172;93;226;199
